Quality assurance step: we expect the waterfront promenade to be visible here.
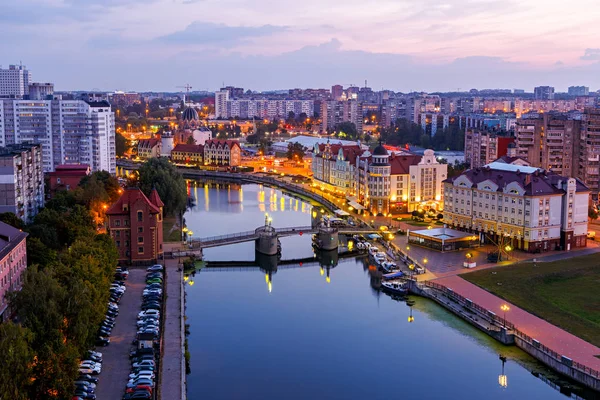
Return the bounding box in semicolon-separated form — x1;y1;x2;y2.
159;246;185;400
434;275;600;371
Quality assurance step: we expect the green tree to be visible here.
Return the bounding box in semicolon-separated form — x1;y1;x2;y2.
286;142;306;161
115;133;130;157
0;322;34;400
26;237;57;268
336;122;358;139
0;212;25;230
138;158;187;216
186;136;196;145
589;206;599;220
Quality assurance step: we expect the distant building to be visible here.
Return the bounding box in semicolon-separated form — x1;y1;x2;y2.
320;100;363;133
192;126;212;145
171;144;204;166
513;89;525;94
0;64;31;98
568;86;589;96
0;221;28;321
444;162;589;252
220;86;244;98
534;86;555;100
331;85;344;100
106;187;164;266
214;90;229;119
137;138;161;160
110;91;141;106
28;83;54;100
48;164;91;196
203;140;241;166
464;129;515;168
0;143;44;221
578;108;600;199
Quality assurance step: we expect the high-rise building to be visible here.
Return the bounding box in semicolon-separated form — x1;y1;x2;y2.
0;99;116;173
464;129;515;168
578;108;600;199
214;90;229;119
0;143;44;221
331;85;343;100
568;86;590;96
28;83;54;100
0;65;31;98
534;86;555;100
320;100;363;133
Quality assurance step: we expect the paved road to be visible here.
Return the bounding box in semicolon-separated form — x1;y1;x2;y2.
434;275;600;372
159;257;185;400
95;269;145;400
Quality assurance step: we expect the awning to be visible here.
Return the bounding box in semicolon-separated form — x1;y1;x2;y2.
383;271;404;280
347;200;365;210
367;234;381;240
335;209;350;217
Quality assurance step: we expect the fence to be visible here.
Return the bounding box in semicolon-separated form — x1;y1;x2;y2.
423;279;600;381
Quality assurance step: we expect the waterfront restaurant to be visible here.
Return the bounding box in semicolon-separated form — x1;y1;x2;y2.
408;227;480;252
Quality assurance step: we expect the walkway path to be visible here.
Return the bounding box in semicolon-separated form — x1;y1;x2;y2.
434;275;600;371
159;255;185;400
95;269;145;400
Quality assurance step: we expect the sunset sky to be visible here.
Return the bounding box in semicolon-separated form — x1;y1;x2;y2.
2;0;600;92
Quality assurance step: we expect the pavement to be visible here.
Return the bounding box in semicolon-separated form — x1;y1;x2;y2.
95;269;145;400
434;275;600;372
159;254;185;400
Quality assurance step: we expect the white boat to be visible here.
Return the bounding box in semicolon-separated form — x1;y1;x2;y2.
381;281;408;296
381;261;398;272
368;246;379;256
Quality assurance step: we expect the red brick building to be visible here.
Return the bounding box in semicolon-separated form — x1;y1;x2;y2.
47;164;91;196
106;187;164;266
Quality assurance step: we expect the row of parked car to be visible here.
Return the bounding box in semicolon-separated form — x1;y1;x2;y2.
72;267;130;399
123;264;164;400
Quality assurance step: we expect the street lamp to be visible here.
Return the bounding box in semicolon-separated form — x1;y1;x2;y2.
500;304;510;327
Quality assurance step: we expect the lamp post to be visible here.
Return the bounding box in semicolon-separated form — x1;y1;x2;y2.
501;304;510;327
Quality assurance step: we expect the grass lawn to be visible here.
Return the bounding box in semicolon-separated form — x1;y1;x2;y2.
462;253;600;347
163;216;182;243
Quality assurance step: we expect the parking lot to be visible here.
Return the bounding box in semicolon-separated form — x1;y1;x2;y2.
95;269;145;400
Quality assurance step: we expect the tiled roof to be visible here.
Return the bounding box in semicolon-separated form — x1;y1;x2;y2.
106;187;160;216
149;188;164;208
205;140;240;149
172;144;204;154
48;164;90;177
445;165;589;196
315;144;363;164
0;221;27;261
138;138;160;148
389;154;421;175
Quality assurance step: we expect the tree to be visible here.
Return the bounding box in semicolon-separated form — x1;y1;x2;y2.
336;122;358;139
186;136;196;145
137;158;187;216
0;212;25;230
115;133;130;157
589;206;599;220
364;134;372;144
286;142;306;161
0;322;34;400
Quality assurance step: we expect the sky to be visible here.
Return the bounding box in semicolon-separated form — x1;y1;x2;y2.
2;0;600;92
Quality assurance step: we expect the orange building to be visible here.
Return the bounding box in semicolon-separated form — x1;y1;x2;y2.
106;187;164;266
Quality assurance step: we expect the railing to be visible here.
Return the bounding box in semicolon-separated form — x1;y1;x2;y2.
423;280;600;380
194;230;257;244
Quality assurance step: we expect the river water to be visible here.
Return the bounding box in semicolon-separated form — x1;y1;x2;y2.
183;181;591;400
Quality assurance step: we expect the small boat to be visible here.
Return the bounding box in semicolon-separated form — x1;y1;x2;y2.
381;261;398;272
381;281;408;296
368;246;378;256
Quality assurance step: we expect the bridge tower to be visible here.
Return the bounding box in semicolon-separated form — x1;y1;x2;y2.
312;219;339;251
255;214;281;256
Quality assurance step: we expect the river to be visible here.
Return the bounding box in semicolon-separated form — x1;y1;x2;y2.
183;181;592;400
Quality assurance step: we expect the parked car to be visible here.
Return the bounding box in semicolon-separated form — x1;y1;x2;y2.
146;264;163;272
74;391;97;400
138;310;160;319
96;337;110;346
78;374;98;384
78;368;99;376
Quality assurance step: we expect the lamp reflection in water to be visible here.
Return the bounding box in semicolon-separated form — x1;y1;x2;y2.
498;355;508;388
407;299;415;323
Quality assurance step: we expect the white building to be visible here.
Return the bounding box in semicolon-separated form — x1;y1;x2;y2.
28;83;54;100
215;90;229;119
0;99;116;173
0;65;31;98
443;162;589;253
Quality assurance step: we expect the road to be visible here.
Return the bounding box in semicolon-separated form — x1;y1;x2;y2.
95;269;145;400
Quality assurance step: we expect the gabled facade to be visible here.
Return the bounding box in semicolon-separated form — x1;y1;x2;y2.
443;162;589;252
171;144;204;166
48;164;91;196
203;140;241;166
137;138;162;160
106;187;164;265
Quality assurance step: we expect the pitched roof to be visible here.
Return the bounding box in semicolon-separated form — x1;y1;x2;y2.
445;164;589;196
0;221;28;261
315;144;363;164
389;154;422;175
138;138;160;148
48;164;91;177
106;187;161;216
149;188;164;208
205;139;240;149
172;144;204;154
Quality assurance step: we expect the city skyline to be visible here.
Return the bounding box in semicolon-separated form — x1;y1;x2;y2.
2;0;600;92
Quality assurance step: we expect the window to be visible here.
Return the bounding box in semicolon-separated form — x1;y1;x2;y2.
138;227;143;233
57;178;61;184
137;211;143;222
116;231;120;238
115;220;120;227
138;236;144;243
116;240;121;247
125;241;129;247
138;246;144;254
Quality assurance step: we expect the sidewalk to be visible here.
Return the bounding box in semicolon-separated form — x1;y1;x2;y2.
434;275;600;371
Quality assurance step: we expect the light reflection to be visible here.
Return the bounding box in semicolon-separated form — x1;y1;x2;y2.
204;184;209;212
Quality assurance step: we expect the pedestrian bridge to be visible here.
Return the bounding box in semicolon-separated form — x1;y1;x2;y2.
190;225;380;251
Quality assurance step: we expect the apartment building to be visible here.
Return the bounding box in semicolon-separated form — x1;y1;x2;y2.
443;162;589;253
214;90;229;119
203;139;241;166
0;221;28;321
311;142;363;195
0;99;116;173
0;65;31;98
320;100;363;133
464;129;515;168
578;108;600;199
534;86;555;100
225;99;314;120
0;143;44;221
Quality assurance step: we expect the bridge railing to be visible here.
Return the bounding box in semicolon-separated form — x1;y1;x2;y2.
194;230;257;243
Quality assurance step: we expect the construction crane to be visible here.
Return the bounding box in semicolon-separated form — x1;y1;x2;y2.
176;84;193;104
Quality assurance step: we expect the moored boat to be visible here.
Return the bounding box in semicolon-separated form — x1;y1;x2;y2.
381;280;408;296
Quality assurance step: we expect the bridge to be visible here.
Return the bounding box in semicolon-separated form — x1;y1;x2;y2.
190;223;379;252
